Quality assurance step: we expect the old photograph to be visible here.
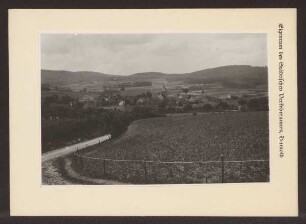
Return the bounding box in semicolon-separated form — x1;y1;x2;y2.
41;33;269;185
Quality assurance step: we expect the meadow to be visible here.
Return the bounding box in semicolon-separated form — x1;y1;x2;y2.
73;111;269;184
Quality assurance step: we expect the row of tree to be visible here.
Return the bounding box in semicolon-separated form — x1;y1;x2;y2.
42;104;162;153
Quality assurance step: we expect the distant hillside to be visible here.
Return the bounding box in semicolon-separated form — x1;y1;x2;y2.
41;70;124;86
128;65;268;89
169;65;268;88
130;72;167;80
42;65;268;89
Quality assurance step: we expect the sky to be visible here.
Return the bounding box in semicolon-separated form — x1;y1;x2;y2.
41;33;267;76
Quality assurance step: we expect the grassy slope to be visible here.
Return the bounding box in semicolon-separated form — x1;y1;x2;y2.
85;112;269;162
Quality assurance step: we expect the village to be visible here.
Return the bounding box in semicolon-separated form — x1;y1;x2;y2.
91;85;238;113
41;81;270;122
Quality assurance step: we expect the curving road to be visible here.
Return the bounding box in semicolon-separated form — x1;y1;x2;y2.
42;134;111;162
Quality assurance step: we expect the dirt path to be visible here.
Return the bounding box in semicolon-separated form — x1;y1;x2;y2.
42;159;75;185
42;158;127;185
42;134;111;162
62;158;128;185
41;134;129;185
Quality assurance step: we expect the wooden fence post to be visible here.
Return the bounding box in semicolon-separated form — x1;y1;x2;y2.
103;159;106;176
76;148;80;169
221;154;224;183
74;150;77;165
80;155;83;172
143;161;147;183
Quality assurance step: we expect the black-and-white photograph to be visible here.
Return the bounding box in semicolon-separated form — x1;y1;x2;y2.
41;33;269;185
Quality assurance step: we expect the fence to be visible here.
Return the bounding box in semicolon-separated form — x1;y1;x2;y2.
71;151;269;184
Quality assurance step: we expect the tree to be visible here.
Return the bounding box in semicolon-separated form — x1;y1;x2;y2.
183;103;192;111
146;91;152;99
120;86;126;92
247;98;269;111
44;94;59;105
41;84;50;91
202;103;213;112
216;100;230;110
238;99;247;105
60;95;73;104
183;87;189;95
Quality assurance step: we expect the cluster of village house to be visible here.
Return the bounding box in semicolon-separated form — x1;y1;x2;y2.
78;90;240;112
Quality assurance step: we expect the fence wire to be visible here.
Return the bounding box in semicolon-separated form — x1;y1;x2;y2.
72;151;269;184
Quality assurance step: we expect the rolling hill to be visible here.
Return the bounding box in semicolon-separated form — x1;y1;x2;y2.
170;65;268;88
41;70;125;86
41;65;268;90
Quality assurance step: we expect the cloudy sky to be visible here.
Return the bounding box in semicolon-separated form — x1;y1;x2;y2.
41;33;267;76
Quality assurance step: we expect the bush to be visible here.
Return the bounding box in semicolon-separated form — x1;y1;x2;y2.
247;98;269;111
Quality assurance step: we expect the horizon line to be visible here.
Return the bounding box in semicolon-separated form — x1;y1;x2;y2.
41;64;268;76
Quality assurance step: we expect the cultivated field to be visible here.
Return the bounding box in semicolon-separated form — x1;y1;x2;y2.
73;111;269;184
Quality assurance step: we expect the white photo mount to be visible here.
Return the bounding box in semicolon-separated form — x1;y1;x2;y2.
9;9;297;216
